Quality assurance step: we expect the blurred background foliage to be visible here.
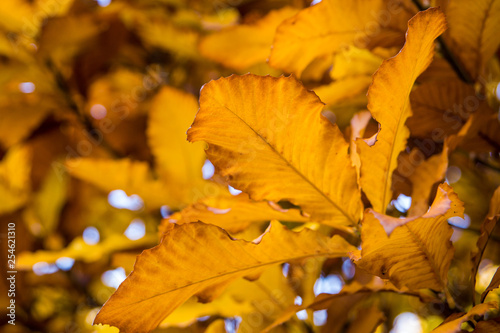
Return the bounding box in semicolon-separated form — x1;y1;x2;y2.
0;0;499;332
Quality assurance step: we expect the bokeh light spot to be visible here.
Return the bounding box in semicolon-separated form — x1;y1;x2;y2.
228;185;242;195
391;312;422;333
90;104;107;119
19;82;35;93
56;257;75;271
313;310;328;326
97;0;111;7
124;219;146;240
446;166;461;184
101;267;127;289
202;159;215;179
83;226;100;245
393;194;412;213
314;274;343;296
108;189;144;211
33;262;58;275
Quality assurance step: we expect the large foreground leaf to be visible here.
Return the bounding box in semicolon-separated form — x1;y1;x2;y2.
357;8;447;213
95;222;355;332
353;183;464;295
188;74;362;225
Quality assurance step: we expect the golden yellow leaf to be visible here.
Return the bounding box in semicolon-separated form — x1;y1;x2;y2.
349;111;372;176
357;8;447;213
0;0;34;34
268;0;409;76
160;266;294;329
94;221;356;332
313;76;372;107
65;158;176;209
86;69;148;120
446;0;500;80
481;267;500;302
164;193;308;233
147;86;205;190
269;0;382;75
471;186;500;301
92;324;120;333
0;144;31;214
0;92;55;149
187;74;362;225
199;7;298;70
471;187;500;267
352;183;463;295
22;165;68;237
330;47;394;81
17;234;156;268
200;7;240;30
136;20;199;59
431;302;498;333
407;145;449;217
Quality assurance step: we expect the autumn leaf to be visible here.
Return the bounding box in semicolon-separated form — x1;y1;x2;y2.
0;93;54;149
163;193;308;233
352;183;463;298
313;76;372;107
147;86;206;194
431;302;498;333
199;7;298;70
471;186;500;298
445;0;500;80
160;266;295;329
357;8;447;213
136;20;199;60
187;74;362;225
407;145;449;217
65;158;175;209
406;79;477;139
481;268;500;302
268;0;408;76
349;111;372;177
263;277;425;332
474;318;500;333
345;306;386;333
0;144;31;214
17;234;156;268
22;166;68;237
95;221;356;332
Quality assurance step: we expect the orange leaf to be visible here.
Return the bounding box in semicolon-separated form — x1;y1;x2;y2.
357;8;447;213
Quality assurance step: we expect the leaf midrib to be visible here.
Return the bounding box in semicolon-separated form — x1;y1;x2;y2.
404;222;445;289
106;249;345;310
213;98;356;225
